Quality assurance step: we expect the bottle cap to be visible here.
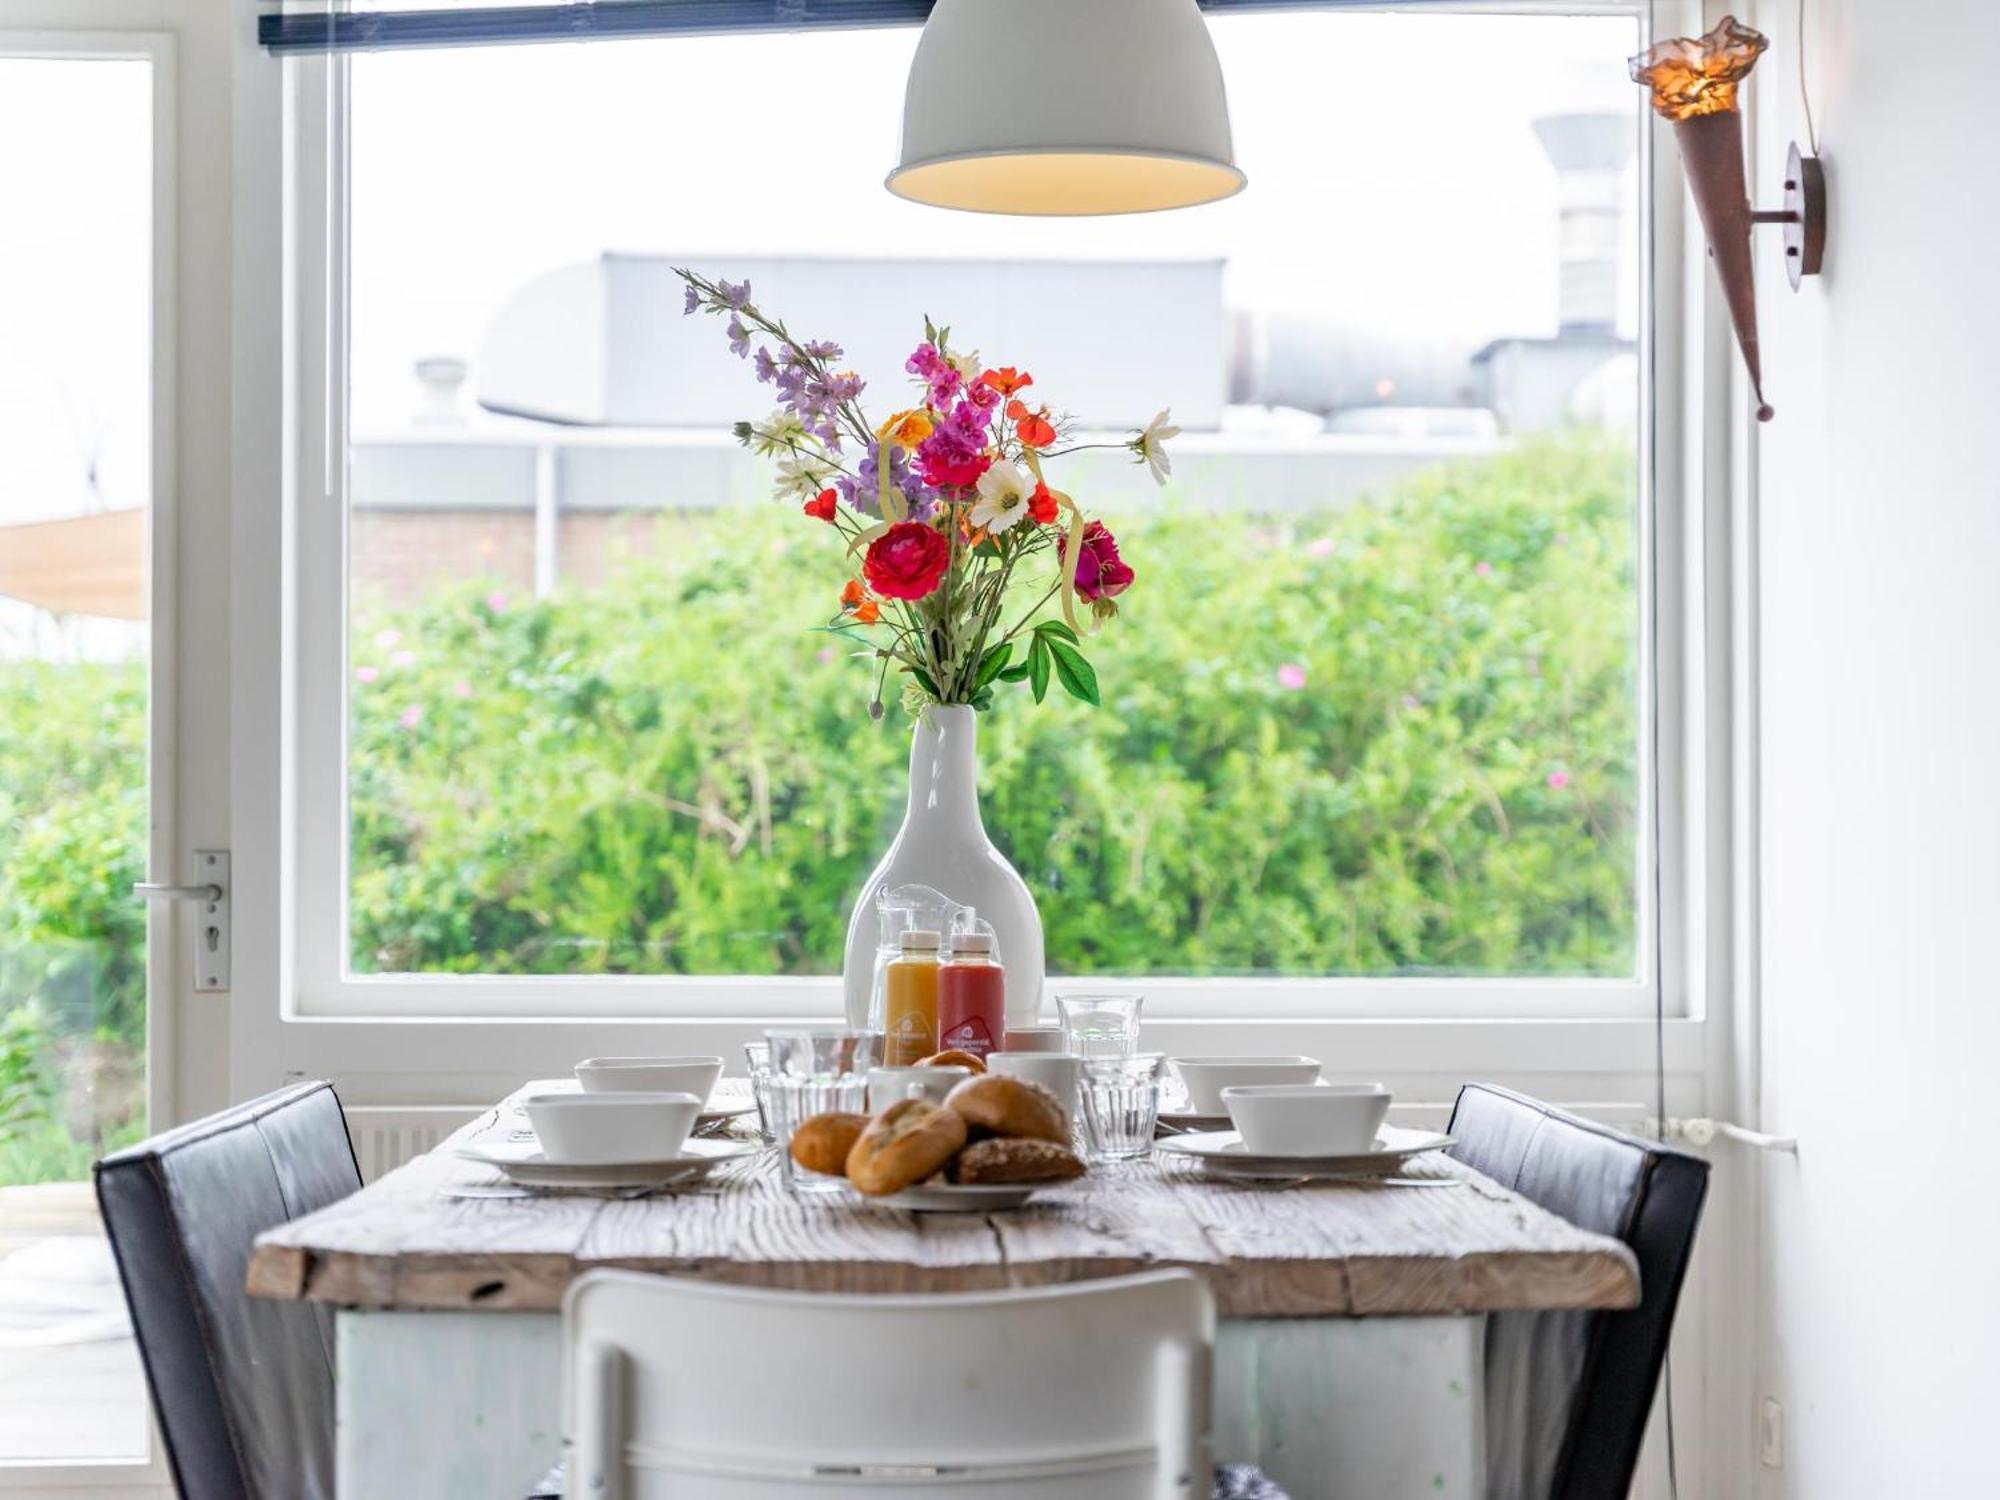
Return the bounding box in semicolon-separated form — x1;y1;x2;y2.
900;929;942;951
951;933;994;954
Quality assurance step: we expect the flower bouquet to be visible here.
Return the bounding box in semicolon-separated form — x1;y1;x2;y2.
678;269;1176;716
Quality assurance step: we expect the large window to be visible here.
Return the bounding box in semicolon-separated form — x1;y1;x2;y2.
295;6;1668;1015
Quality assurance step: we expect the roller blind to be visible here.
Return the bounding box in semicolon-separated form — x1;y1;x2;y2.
258;0;1428;54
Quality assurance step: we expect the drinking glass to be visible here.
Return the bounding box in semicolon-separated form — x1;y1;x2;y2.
1056;992;1145;1058
763;1028;882;1193
1079;1052;1165;1163
742;1040;775;1144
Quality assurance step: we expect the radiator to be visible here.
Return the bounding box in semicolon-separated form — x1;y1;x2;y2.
346;1105;486;1182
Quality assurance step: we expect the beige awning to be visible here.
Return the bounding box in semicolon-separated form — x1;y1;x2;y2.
0;508;145;621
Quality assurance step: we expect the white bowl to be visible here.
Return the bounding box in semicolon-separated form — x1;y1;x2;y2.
1222;1083;1391;1157
574;1056;723;1100
523;1091;702;1165
866;1065;972;1109
1170;1055;1322;1115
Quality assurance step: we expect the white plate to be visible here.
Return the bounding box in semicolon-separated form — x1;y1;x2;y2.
457;1136;758;1191
1156;1125;1453;1177
861;1181;1046;1213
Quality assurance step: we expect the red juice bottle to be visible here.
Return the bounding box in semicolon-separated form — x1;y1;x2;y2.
936;933;1005;1062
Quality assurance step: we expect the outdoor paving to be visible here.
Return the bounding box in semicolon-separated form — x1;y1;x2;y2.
0;1181;152;1463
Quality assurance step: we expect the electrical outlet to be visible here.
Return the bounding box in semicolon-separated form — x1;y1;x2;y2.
1758;1395;1784;1469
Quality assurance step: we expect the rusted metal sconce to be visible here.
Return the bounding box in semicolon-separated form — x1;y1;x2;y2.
1632;16;1826;422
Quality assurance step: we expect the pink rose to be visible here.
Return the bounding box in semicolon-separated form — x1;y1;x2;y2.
1060;521;1135;603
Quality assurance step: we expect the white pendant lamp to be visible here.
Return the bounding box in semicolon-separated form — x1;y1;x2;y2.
887;0;1245;217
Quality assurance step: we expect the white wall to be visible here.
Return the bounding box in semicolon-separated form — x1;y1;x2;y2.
1749;1;2000;1493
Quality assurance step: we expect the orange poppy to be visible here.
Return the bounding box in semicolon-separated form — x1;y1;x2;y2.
1027;481;1060;526
981;366;1033;397
1015;408;1057;449
875;408;936;450
840;578;866;609
852;599;881;624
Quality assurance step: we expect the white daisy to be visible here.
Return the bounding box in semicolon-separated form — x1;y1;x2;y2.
970;462;1035;534
749;410;808;460
774;454;834;501
1132;408;1180;486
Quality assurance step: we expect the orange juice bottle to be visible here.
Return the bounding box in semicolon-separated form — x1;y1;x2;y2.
937;933;1005;1061
882;929;941;1065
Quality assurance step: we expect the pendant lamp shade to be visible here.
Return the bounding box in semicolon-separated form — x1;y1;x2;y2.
888;0;1245;216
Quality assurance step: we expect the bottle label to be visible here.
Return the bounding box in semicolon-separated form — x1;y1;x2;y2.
939;1016;997;1060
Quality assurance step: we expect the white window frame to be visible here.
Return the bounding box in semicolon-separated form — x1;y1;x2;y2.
267;0;1724;1049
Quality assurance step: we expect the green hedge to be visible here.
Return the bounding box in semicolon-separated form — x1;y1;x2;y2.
0;434;1638;1177
347;434;1638;979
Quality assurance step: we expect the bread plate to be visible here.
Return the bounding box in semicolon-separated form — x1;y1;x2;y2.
861;1181;1048;1213
1156;1125;1453;1179
458;1136;757;1191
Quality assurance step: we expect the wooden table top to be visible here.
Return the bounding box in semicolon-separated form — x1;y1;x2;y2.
249;1085;1638;1319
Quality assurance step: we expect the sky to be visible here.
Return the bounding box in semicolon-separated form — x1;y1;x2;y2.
0;11;1643;519
347;10;1641;428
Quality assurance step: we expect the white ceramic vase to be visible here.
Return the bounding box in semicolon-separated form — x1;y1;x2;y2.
841;705;1045;1031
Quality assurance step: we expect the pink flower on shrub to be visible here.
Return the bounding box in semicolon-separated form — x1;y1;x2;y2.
1547;770;1571;790
452;680;473;699
398;705;424;730
373;628;401;650
485;590;509;613
1276;663;1308;691
816;647;836;665
354;665;379;684
1307;537;1336;559
390;649;416;669
1474;560;1494;577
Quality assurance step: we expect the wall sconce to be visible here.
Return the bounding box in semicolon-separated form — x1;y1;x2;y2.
1631;16;1826;422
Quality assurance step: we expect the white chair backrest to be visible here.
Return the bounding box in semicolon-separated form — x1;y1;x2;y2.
562;1268;1214;1500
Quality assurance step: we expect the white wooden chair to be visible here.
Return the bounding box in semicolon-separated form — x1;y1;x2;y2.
560;1268;1215;1499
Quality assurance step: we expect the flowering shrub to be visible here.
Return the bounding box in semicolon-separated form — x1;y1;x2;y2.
0;437;1638;1183
341;436;1637;979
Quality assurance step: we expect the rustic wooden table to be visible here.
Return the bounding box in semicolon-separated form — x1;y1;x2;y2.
251;1084;1637;1500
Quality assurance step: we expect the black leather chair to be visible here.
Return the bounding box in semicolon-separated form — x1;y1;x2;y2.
95;1080;362;1500
1446;1083;1709;1500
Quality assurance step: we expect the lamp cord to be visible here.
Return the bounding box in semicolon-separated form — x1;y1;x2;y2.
1797;0;1822;156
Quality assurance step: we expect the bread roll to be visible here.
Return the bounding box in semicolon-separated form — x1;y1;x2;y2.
916;1048;986;1074
845;1099;968;1196
943;1074;1068;1145
948;1137;1085;1186
788;1112;868;1177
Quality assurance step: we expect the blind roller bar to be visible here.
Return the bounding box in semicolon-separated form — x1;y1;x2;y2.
257;1;1414;54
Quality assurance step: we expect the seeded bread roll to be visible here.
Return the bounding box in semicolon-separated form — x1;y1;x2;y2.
916;1049;986;1074
948;1137;1086;1186
943;1074;1068;1145
788;1112;869;1177
845;1098;969;1196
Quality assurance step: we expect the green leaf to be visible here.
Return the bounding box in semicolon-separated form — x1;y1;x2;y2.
972;643;1013;692
997;662;1031;683
1033;620;1080;645
1046;640;1100;706
971;689;994;712
1029;636;1051;704
909;666;941;699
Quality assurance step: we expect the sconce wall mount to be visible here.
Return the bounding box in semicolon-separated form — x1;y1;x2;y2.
1633;16;1827;422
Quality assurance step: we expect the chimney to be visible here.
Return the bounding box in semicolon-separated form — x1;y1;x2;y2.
1531;111;1634;339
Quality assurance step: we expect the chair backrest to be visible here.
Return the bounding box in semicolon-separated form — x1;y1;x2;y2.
94;1080;362;1500
563;1268;1215;1500
1446;1083;1709;1500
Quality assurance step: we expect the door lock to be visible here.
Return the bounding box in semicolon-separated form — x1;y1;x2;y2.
134;850;230;991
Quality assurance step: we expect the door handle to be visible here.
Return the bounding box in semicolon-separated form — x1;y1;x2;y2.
132;850;230;991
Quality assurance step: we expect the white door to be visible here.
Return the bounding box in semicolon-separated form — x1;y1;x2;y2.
0;5;219;1493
